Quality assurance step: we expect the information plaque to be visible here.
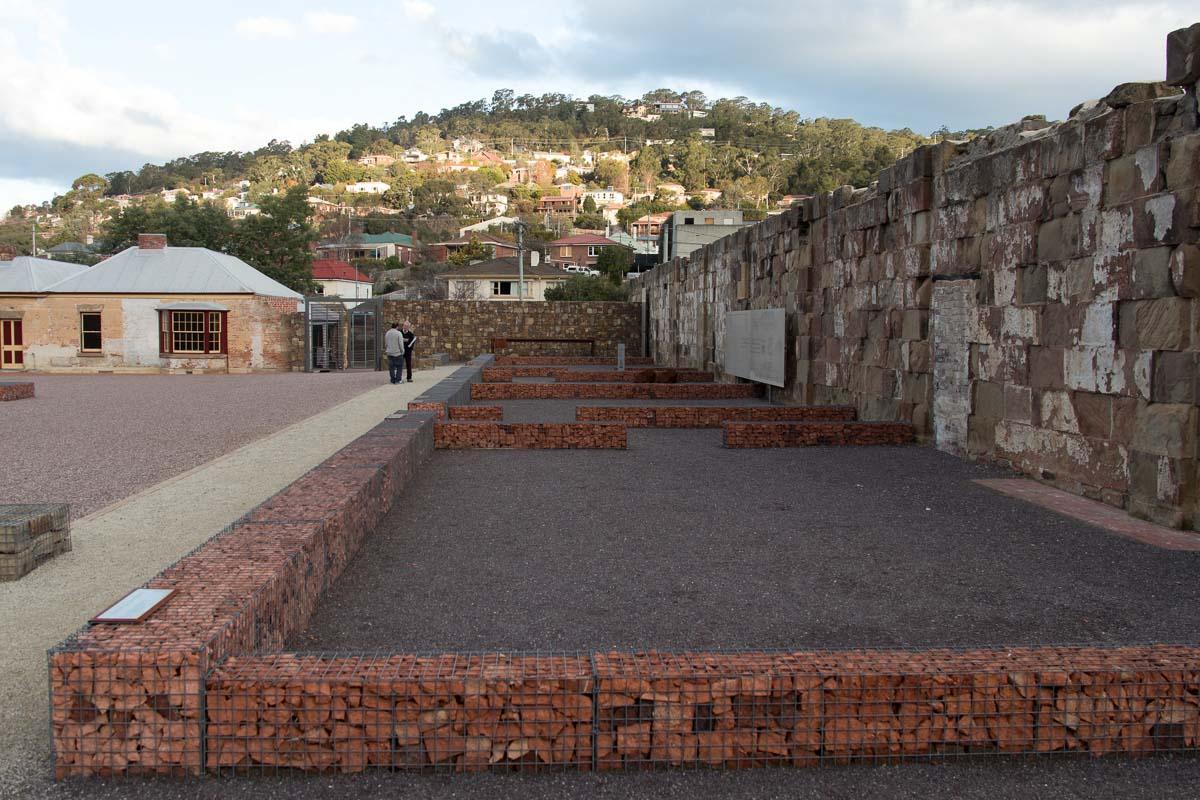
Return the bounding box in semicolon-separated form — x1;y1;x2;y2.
724;308;785;387
90;588;176;624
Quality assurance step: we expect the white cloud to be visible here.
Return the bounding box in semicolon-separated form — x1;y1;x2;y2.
402;1;436;21
0;177;66;213
234;16;296;39
303;11;359;34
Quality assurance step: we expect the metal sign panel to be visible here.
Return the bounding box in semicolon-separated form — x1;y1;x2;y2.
724;308;785;387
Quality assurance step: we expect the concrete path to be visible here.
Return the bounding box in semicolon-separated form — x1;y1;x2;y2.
0;365;457;797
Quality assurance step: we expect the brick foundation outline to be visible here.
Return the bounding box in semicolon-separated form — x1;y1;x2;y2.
492;356;655;366
0;381;34;401
435;422;627;449
577;405;858;427
471;383;763;400
482;368;714;383
723;421;916;447
447;405;504;420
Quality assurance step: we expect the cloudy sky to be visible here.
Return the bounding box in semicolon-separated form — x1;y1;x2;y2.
0;0;1195;210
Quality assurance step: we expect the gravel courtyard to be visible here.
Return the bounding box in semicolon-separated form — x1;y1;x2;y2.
0;372;388;517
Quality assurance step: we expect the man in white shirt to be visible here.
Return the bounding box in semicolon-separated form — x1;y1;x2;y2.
384;322;405;384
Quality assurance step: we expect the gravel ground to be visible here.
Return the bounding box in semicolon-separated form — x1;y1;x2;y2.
0;372;389;517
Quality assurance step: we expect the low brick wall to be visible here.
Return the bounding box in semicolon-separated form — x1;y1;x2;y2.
492;356;655;366
447;405;504;420
49;412;437;777
434;422;627;449
483;368;714;383
203;644;1200;774
407;354;494;419
471;383;763;401
724;421;916;448
0;381;34;401
577;405;859;428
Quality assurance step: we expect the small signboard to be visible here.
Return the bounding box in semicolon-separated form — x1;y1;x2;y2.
724;309;785;387
617;343;626;372
91;588;176;624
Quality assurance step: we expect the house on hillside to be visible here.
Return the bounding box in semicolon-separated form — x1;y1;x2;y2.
318;232;416;263
311;259;373;302
776;194;812;209
657;210;751;262
441;257;566;301
0;234;303;373
358;154;396;167
537;195;578;214
402;148;429;163
655;183;688;205
549;233;620;268
629;211;672;239
428;233;519;263
583;188;625;206
694;188;723;204
345;181;391;195
459;216;520;237
46;242;95;261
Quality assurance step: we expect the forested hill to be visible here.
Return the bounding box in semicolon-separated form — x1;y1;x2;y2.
97;89;936;200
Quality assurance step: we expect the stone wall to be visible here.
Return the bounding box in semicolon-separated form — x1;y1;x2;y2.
377;300;642;360
630;23;1200;529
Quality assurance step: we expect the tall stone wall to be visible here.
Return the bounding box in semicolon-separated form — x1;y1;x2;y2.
377;300;642;359
631;23;1200;529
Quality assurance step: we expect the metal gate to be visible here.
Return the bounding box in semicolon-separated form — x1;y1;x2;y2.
304;297;381;372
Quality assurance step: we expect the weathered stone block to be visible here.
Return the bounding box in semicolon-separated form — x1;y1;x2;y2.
1036;215;1082;263
1103;81;1181;108
1018;264;1049;305
1112;396;1138;445
1084;109;1125;162
1166;22;1200;87
1106;146;1166;206
1037;389;1080;433
1171;243;1200;297
1004;384;1033;424
1132;402;1197;458
1071;391;1114;438
972;380;1005;420
1151;350;1199;404
1133;192;1186;247
1166;132;1200;190
1128;297;1193;350
1132;246;1176;299
1029;346;1065;389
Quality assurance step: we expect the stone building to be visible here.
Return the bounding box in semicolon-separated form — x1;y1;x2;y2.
0;234;303;374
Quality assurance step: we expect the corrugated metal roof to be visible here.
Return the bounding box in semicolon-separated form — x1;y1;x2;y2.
439;257;567;279
0;257;90;293
43;246;303;299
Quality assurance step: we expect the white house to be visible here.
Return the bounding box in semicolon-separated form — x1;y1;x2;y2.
312;259;373;303
584;188;625;206
345;181;391;195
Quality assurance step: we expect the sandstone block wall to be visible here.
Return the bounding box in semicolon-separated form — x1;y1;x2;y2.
631;24;1200;529
377;301;642;360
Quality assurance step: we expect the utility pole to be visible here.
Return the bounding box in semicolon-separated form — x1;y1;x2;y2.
516;220;526;301
31;216;37;256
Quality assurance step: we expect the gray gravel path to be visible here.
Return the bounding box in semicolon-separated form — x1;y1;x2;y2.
0;372;388;517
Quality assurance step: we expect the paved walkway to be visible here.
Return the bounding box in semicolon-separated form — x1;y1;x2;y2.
0;365;457;797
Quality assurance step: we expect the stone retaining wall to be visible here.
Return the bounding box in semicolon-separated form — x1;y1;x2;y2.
629;24;1200;530
723;422;916;448
434;422;627;449
377;300;642;360
576;405;858;427
471;382;763;400
203;645;1200;774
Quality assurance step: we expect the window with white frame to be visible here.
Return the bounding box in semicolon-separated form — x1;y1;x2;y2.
158;310;227;355
492;281;513;296
79;312;102;352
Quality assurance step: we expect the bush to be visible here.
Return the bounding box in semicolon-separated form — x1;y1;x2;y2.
544;275;630;301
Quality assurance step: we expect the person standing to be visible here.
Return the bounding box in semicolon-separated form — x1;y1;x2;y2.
400;321;417;383
384;322;405;384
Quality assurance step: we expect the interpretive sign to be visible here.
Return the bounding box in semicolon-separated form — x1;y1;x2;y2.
724;308;785;387
91;588;176;624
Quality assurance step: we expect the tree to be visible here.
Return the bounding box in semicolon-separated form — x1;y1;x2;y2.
595;245;633;285
592;160;629;193
573;212;606;230
230;186;318;292
447;238;492;265
101;196;234;252
71;173;109;199
581;196;597;214
450;279;482;299
545;275;629;301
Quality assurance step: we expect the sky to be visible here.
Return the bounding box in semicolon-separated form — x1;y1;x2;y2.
0;0;1195;211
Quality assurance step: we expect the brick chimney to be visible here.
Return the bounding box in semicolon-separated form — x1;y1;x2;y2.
138;233;167;250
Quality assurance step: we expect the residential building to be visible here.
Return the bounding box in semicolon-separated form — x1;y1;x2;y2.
583;188;624;206
428;233;519;263
656;183;688;205
358;154;397;167
548;233;620;267
698;127;716;138
306;196;341;215
160;188;190;203
402;148;429;163
537;195;578;214
311;259;373;301
0;234;303;373
776;194;812;209
601;204;623;227
657;210;752;262
629;211;672;238
345;181;391;195
694;188;724;204
318;232;416;263
653;101;686;114
468;191;509;216
46;242;94;261
441;256;566;301
459;216;520;237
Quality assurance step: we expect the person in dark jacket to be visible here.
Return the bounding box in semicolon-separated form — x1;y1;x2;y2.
400;321;417;382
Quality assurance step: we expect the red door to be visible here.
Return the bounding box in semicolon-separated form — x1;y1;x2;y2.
1;319;24;368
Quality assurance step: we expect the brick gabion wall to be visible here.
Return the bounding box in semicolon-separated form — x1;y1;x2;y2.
470;382;763;400
0;381;34;401
576;405;858;427
434;422;628;449
630;23;1200;529
723;421;917;448
377;301;642;360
